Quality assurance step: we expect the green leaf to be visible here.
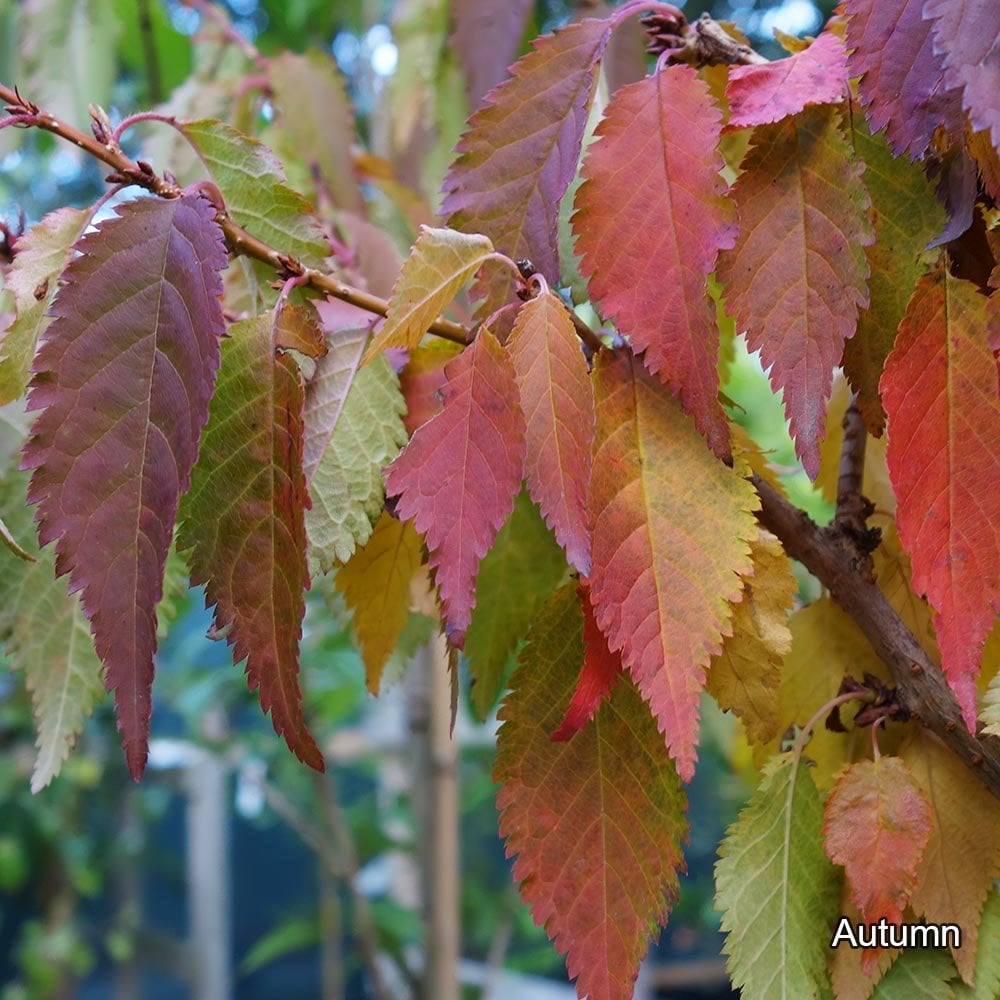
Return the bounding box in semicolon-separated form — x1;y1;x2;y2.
307;357;407;569
843;119;945;434
20;0;121;131
953;888;1000;999
240;914;320;975
0;207;91;405
465;490;566;719
268;50;364;214
178;310;323;771
716;753;839;1000
872;950;958;1000
180;119;331;270
0;468;103;793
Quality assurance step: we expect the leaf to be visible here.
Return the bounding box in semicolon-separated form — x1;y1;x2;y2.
273;304;326;358
179;119;330;270
880;266;1000;728
924;0;1000;153
399;339;464;435
588;351;758;781
0;207;90;405
572;66;736;458
450;0;533;108
307;355;407;569
842;121;945;434
464;490;567;719
0;467;103;793
335;512;423;694
778;597;888;788
20;0;120;133
844;0;961;159
550;584;624;742
302;322;368;482
363;226;494;362
442;17;615;310
177;311;322;771
715;753;840;1000
717;105;873;478
901;731;1000;982
823;757;932;933
870;950;958;1000
706;532;796;746
385;331;525;647
726;32;848;129
22;192;228;780
268;50;364;214
507;291;593;573
981;670;1000;738
495;584;687;1000
952;887;1000;1000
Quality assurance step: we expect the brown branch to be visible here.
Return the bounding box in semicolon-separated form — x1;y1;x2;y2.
753;473;1000;799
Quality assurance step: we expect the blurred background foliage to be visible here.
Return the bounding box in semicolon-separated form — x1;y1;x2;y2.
0;0;837;996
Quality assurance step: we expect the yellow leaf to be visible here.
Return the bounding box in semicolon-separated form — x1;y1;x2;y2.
335;512;424;693
707;531;796;745
901;731;1000;983
363;225;494;362
772;597;888;787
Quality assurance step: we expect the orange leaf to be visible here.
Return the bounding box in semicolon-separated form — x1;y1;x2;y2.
507;291;593;573
717;105;872;477
880;266;1000;727
572;66;735;458
385;331;525;646
823;757;932;931
496;584;687;1000
588;351;758;780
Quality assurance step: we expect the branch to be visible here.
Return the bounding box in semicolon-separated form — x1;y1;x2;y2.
753;473;1000;799
0;85;475;343
644;12;769;66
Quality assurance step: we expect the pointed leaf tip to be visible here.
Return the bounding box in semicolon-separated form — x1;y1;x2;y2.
22;192;228;778
588;352;758;781
178;310;323;772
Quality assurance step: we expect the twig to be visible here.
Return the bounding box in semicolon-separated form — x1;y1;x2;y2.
752;473;1000;800
0;83;471;345
644;11;769;66
834;395;881;551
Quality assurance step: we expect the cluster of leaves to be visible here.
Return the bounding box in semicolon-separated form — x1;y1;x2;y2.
1;1;1000;998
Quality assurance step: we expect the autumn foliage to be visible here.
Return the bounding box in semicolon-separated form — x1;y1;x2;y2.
2;1;1000;998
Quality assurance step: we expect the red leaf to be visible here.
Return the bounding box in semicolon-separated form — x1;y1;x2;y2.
22;193;227;779
385;331;525;646
442;18;614;310
496;584;687;1000
507;291;593;573
717;106;873;478
588;352;758;780
177;311;323;771
823;757;932;933
450;0;534;109
572;66;735;458
880;265;1000;728
726;32;848;129
845;0;962;159
924;0;1000;154
551;584;623;742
